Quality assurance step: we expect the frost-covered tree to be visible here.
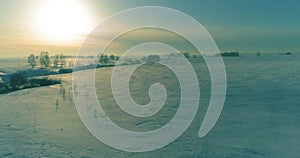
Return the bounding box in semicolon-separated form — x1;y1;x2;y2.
27;54;36;68
39;51;50;68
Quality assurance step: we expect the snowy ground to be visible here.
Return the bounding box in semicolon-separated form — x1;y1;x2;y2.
0;54;300;157
0;58;29;74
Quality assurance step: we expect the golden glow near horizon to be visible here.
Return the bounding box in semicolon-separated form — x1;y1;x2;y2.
31;0;93;44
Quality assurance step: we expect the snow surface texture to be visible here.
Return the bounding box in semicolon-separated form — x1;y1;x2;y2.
0;54;300;157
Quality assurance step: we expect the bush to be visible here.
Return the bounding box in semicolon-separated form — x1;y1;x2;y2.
28;78;61;87
0;82;9;94
0;77;61;94
9;72;27;90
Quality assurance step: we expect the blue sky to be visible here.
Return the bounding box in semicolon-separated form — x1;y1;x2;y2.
0;0;299;57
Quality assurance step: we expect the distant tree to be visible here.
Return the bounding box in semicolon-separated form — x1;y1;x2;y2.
109;54;115;60
53;54;65;68
44;53;50;67
59;54;66;68
39;53;43;68
147;55;160;63
221;52;240;57
183;52;190;58
104;55;109;63
115;56;120;61
68;61;74;68
256;52;261;57
40;51;50;68
53;55;59;68
286;52;292;55
99;54;110;64
27;54;36;68
99;54;103;64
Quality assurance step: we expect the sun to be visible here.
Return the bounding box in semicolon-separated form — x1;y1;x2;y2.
32;0;93;43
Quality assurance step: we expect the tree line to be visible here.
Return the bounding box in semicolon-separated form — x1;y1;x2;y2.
28;52;122;69
28;51;68;68
98;54;120;64
27;52;195;69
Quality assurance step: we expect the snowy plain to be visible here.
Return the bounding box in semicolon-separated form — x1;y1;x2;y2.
0;53;299;157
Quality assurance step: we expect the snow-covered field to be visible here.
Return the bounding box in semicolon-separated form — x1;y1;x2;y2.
0;58;29;74
0;54;299;157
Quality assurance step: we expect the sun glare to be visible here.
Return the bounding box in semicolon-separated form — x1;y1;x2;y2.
32;0;93;43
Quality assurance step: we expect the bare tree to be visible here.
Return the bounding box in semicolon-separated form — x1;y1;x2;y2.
40;51;50;68
59;54;66;68
53;54;66;68
27;54;36;68
68;60;74;68
53;55;59;68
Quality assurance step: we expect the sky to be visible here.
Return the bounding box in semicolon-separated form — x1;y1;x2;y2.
0;0;299;57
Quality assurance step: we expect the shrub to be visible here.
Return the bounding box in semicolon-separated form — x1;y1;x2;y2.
0;82;9;94
59;68;73;74
29;78;61;87
0;77;61;94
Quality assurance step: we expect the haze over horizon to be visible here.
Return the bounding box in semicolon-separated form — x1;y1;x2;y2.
0;0;300;57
